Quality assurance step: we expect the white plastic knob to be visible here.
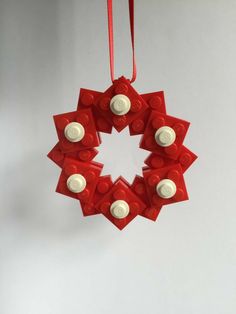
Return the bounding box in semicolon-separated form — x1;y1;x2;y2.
110;200;130;219
155;126;176;147
67;174;86;193
156;179;176;199
64;122;85;142
110;94;131;115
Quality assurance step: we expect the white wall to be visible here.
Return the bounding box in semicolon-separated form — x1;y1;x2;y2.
0;0;236;313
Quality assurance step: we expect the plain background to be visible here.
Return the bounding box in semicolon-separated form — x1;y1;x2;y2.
1;0;236;313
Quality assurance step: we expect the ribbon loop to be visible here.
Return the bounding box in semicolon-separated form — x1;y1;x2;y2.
107;0;136;83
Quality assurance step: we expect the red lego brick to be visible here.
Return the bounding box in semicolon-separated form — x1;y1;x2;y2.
139;111;190;160
54;108;100;153
95;177;146;230
129;91;167;136
129;108;150;136
80;175;113;216
131;175;162;221
143;164;188;208
95;76;148;132
56;158;103;204
78;88;102;108
78;88;113;133
47;143;98;168
142;91;166;112
144;146;197;173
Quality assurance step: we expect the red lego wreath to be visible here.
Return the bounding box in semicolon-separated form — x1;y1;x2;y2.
48;76;197;230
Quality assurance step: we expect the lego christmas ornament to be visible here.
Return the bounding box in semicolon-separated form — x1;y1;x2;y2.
48;0;197;230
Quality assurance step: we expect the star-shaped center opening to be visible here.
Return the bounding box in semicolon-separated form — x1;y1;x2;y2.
95;128;149;184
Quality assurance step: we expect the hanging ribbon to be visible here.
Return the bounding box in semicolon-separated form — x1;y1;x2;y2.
107;0;136;83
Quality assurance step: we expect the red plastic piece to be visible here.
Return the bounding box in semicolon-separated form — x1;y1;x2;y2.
140;111;190;160
142;91;166;112
56;158;103;204
54;108;100;153
95;76;148;132
131;175;161;221
47;143;98;168
143;164;188;208
80;175;113;216
95;177;146;230
129;91;166;136
78;88;113;133
144;146;198;173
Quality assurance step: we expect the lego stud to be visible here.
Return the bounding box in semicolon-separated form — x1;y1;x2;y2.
110;200;130;219
67;174;86;193
155;126;176;147
110;94;131;115
156;179;176;199
64;122;85;142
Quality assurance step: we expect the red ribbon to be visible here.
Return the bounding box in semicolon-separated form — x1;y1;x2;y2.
107;0;136;83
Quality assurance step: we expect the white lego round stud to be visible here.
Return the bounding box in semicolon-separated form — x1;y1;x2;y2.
155;126;176;147
67;174;86;193
156;179;176;199
64;122;85;142
110;200;130;219
110;94;131;115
